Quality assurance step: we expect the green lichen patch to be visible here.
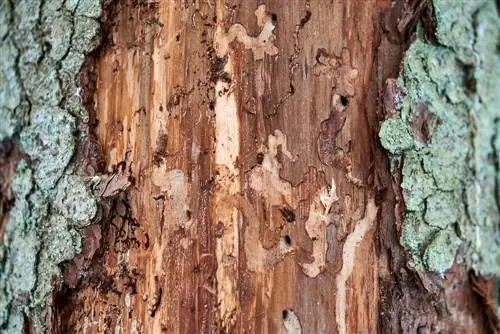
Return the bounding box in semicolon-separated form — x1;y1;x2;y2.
76;0;102;19
423;228;462;274
0;39;23;140
1;163;47;332
20;108;76;190
0;0;102;332
401;212;440;269
73;16;102;54
433;0;485;63
379;118;414;154
54;175;97;226
379;0;500;275
424;191;462;229
31;214;81;306
11;160;33;197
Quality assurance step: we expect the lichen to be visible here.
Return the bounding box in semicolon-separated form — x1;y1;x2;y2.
0;0;101;332
379;0;500;275
20;108;76;190
378;118;414;154
54;175;97;226
423;228;462;273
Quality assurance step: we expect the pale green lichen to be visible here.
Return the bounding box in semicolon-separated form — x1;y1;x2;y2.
424;192;461;229
401;212;440;258
424;228;462;273
32;214;82;306
379;118;415;154
0;39;24;140
20;107;76;190
380;0;500;275
0;0;102;332
54;175;97;226
75;0;102;19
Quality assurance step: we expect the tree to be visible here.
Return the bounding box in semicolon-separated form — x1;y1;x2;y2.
1;0;498;333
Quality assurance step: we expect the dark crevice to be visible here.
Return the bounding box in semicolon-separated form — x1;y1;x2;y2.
492;118;500;214
0;1;13;42
340;95;349;107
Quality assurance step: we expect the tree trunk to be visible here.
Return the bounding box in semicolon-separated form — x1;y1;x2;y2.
1;0;497;333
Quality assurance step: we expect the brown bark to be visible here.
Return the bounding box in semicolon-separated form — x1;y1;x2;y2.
52;1;493;333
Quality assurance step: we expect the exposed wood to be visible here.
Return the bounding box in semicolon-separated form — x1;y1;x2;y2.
51;1;494;333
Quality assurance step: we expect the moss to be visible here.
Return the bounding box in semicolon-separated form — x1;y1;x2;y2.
0;0;101;332
379;0;500;275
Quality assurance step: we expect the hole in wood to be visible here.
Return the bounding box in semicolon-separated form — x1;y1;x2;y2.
340;95;349;106
256;152;264;164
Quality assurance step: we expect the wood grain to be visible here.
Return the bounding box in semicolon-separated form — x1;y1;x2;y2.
53;1;492;333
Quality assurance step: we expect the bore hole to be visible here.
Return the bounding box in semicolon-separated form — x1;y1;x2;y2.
215;221;224;238
283;235;292;246
211;57;227;73
340;95;349;106
282;309;289;320
271;13;278;22
256;152;264;164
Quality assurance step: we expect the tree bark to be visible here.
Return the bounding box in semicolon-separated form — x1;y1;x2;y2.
0;0;496;333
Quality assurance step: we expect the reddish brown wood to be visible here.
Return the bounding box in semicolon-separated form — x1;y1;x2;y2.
52;1;493;333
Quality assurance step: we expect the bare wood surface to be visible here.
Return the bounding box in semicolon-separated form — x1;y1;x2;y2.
53;1;492;333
